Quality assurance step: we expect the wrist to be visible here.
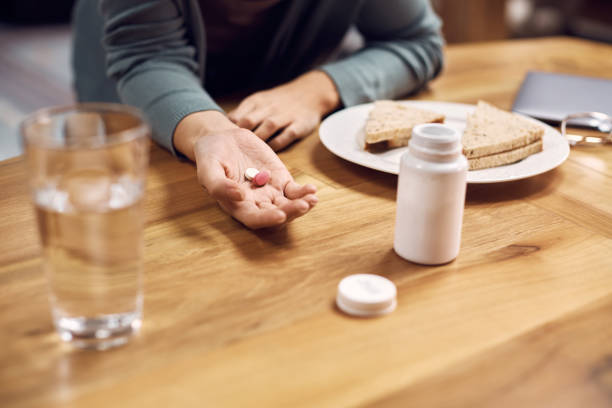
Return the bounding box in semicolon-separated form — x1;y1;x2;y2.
173;110;238;161
297;70;341;116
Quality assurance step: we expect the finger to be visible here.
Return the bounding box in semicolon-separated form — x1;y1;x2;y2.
284;181;317;199
209;178;244;202
268;122;307;151
272;195;310;219
229;202;287;229
227;100;255;123
198;159;244;202
302;193;319;208
254;116;291;141
235;108;270;130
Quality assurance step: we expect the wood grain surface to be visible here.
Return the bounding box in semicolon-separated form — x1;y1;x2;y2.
1;37;612;408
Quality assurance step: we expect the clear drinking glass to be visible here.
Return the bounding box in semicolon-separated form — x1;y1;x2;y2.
21;103;150;350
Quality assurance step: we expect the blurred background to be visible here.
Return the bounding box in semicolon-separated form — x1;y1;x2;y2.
435;0;612;43
1;0;611;160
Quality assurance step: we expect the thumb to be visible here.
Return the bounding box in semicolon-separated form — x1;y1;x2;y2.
197;158;244;202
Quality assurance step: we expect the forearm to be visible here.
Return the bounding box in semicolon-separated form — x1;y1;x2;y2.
100;0;224;156
320;0;444;106
320;43;441;106
291;70;341;115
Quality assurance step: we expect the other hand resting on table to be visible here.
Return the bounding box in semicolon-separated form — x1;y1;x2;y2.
228;70;340;151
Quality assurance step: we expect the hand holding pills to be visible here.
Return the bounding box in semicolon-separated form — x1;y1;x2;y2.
193;128;318;229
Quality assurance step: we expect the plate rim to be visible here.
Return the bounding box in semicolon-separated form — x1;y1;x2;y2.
319;100;570;184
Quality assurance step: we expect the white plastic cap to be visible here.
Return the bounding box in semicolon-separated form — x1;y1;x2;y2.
336;274;397;317
410;123;462;158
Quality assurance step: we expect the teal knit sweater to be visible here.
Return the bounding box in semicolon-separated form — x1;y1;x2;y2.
72;0;444;154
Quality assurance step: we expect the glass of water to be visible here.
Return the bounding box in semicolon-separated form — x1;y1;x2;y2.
21;103;150;350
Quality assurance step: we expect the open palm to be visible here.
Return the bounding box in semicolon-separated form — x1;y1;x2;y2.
194;128;318;229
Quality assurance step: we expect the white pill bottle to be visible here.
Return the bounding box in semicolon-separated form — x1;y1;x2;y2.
394;123;468;265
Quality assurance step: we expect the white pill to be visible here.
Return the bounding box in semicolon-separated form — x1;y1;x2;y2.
245;167;259;181
336;274;397;317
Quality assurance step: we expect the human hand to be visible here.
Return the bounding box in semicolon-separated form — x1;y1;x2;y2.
193;127;318;229
228;70;340;151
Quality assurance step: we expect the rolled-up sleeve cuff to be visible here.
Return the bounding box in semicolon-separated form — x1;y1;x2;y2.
319;48;418;108
319;63;366;108
145;90;223;155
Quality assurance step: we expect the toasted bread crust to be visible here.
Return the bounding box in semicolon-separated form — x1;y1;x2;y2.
468;139;543;170
365;101;445;147
462;101;544;159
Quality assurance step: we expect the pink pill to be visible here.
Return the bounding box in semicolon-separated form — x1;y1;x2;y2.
253;170;270;186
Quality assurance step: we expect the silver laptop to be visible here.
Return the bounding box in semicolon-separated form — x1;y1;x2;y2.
512;71;612;128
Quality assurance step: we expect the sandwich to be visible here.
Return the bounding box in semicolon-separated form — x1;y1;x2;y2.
462;101;544;170
364;100;445;150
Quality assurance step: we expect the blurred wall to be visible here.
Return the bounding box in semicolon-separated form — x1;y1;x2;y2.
432;0;507;43
433;0;612;44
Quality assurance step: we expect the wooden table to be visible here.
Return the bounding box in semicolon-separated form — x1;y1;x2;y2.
2;37;612;407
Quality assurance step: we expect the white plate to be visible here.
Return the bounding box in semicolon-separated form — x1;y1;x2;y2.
319;101;570;183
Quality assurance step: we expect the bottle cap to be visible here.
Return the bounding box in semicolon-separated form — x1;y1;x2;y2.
336;274;397;317
410;123;462;158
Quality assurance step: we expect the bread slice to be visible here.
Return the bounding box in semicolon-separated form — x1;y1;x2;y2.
462;101;544;159
468;139;543;170
365;101;445;149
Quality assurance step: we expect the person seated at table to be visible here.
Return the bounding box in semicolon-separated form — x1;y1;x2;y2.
72;0;444;229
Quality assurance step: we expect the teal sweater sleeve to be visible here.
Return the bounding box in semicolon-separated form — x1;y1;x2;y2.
99;0;221;154
320;0;444;107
